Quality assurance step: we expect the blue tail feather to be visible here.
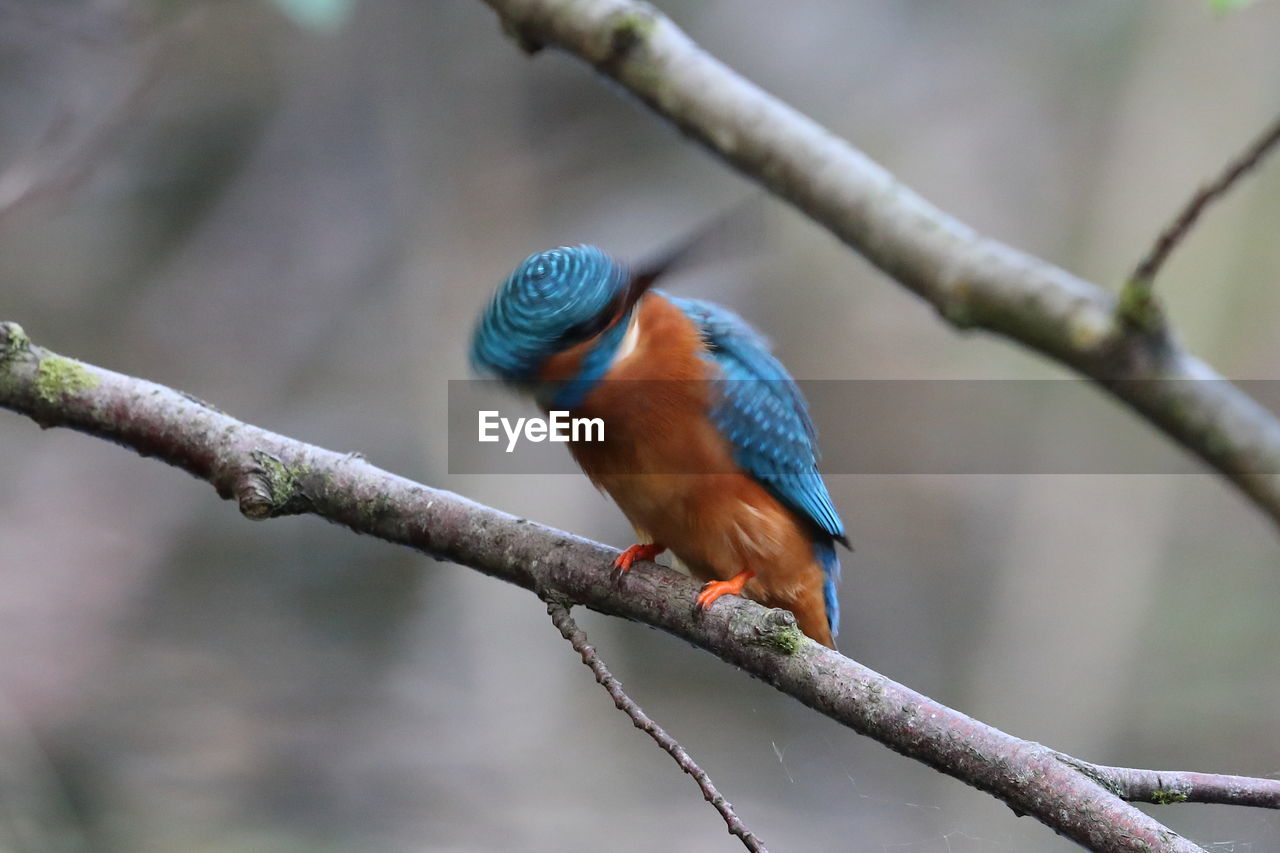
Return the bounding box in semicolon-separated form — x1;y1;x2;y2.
814;539;841;639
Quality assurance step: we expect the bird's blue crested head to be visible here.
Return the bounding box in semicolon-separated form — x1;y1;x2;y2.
471;245;630;382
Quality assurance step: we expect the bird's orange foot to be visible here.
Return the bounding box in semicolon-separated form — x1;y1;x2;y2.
611;542;666;581
695;570;756;611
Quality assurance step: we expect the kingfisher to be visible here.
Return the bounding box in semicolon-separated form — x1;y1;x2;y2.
470;244;847;648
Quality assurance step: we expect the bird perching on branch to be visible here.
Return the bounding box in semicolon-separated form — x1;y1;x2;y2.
470;242;847;647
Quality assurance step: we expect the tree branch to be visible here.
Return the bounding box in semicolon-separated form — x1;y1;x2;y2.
1127;113;1280;302
475;0;1280;534
544;597;766;852
7;322;1280;850
1059;755;1280;809
1119;111;1280;334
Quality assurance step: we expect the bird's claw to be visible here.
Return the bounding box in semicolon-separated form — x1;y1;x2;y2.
695;570;755;611
611;543;665;582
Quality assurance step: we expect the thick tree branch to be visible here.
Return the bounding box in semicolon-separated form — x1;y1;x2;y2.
7;323;1280;850
544;598;766;852
476;0;1280;533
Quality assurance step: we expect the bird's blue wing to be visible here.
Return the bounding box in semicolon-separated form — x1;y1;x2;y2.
667;294;846;546
666;295;845;636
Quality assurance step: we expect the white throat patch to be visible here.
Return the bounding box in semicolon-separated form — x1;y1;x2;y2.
609;311;641;368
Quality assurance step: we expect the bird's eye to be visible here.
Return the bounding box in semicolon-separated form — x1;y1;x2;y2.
560;313;610;343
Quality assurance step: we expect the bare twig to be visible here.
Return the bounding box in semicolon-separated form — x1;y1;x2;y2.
7;321;1275;851
1059;754;1280;808
1119;113;1280;334
1131;113;1280;289
476;0;1280;535
544;597;766;852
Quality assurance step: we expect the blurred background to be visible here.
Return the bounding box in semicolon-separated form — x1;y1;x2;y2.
2;1;1280;850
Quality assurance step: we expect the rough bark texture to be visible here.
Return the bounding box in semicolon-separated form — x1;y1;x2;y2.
9;321;1280;850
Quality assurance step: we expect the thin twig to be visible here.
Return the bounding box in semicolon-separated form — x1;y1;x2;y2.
544;597;767;852
1131;113;1280;288
1059;754;1280;808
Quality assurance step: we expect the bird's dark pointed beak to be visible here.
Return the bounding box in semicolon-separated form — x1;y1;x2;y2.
619;264;662;317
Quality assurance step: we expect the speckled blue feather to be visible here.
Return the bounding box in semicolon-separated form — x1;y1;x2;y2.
667;295;845;636
470;246;629;387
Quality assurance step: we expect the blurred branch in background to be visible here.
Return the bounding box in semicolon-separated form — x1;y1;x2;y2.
0;5;195;232
4;323;1280;851
477;0;1280;535
0;0;137;46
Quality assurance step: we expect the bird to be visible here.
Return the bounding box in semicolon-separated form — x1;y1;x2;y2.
470;243;847;648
